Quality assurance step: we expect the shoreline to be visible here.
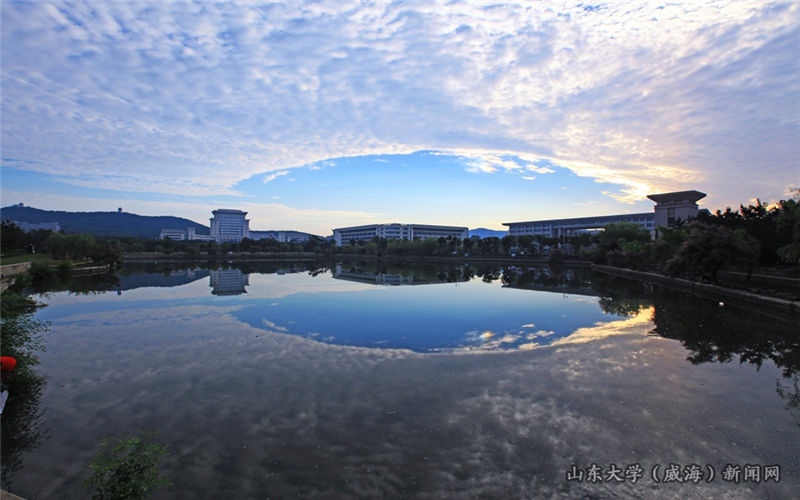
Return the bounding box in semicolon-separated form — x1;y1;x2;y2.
120;252;593;266
592;264;799;318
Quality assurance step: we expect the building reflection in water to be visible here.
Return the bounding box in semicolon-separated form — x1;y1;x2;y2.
332;264;468;286
209;268;250;295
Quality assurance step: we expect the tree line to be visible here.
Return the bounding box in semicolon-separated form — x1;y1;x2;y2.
3;189;797;285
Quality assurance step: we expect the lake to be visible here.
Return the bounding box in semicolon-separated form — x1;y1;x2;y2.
3;261;799;499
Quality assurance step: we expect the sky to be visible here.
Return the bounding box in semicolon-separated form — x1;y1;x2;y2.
1;1;798;235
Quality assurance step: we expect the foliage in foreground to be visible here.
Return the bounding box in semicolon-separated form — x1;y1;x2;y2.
83;430;171;500
0;291;49;488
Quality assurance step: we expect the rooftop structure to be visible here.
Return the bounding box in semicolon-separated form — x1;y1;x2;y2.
332;223;468;246
647;190;706;228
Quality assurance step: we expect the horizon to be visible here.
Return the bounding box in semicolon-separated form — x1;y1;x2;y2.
2;2;798;235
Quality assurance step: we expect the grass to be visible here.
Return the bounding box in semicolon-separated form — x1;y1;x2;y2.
0;253;54;266
0;254;97;268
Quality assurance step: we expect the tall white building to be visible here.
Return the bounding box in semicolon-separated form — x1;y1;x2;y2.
332;223;468;246
210;209;250;243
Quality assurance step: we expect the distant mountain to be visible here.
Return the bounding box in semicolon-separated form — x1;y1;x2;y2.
469;228;508;238
0;205;209;239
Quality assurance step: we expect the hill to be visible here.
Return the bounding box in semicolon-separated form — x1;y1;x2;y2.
469;228;507;239
0;205;209;239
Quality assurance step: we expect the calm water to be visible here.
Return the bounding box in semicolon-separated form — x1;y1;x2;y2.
3;261;799;499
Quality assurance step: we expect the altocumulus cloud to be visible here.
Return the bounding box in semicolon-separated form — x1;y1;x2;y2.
1;1;798;205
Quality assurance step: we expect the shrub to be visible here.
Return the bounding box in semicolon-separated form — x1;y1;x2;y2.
83;431;171;500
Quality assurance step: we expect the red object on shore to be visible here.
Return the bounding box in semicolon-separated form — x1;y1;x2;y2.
1;356;17;372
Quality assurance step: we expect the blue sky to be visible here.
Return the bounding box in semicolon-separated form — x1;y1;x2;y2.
2;1;798;235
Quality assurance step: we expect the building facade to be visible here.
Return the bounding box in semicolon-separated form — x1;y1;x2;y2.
504;213;655;238
158;227;214;241
210;209;250;243
12;221;61;233
647;190;706;228
248;230;314;243
332;223;468;246
503;191;706;239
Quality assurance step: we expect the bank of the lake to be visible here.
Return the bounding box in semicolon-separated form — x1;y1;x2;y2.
592;264;800;317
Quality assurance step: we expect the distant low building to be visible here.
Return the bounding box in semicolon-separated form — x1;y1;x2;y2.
504;213;655;239
158;227;213;241
503;190;706;239
332;223;468;246
248;230;314;243
12;221;61;233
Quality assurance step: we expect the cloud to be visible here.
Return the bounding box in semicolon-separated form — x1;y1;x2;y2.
262;171;289;183
1;1;797;209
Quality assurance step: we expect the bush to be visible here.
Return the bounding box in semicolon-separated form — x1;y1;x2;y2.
83;430;171;500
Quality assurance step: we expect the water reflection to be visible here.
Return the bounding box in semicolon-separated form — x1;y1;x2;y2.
209;268;250;295
19;290;800;499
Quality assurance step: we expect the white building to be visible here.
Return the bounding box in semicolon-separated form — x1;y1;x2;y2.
210;209;249;243
158;227;213;241
248;230;314;243
332;223;468;246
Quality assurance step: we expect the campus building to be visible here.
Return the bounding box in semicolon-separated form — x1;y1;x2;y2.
12;221;61;233
647;190;707;228
210;209;250;243
158;227;213;241
248;230;314;243
503;190;706;239
332;223;469;246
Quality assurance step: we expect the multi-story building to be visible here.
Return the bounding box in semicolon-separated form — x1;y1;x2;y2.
504;213;655;239
248;230;314;243
503;190;706;239
210;209;249;243
158;227;214;241
332;223;468;246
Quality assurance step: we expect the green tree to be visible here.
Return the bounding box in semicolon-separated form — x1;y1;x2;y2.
83;430;171;500
776;189;800;264
501;235;517;255
665;222;759;283
1;221;27;253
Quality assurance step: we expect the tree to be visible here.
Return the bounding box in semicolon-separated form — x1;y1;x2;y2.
1;221;27;252
776;189;800;264
501;235;517;255
665;222;759;283
591;222;652;265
